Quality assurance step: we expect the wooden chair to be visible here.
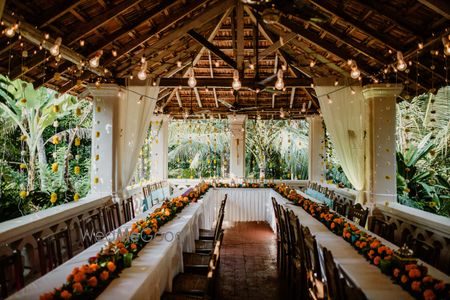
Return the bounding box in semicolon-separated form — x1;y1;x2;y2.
103;202;122;233
322;247;344;300
183;232;224;275
199;195;227;240
339;268;367;300
332;196;349;217
122;196;135;223
348;203;369;227
80;210;105;248
301;225;325;300
368;217;395;242
195;206;225;254
0;250;24;299
278;204;292;281
271;197;282;272
142;185;151;210
37;227;73;275
409;237;439;266
287;210;308;300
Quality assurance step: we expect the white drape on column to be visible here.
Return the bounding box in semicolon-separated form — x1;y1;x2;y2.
115;80;159;196
314;78;365;203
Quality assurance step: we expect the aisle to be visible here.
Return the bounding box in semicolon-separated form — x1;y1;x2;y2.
216;222;287;300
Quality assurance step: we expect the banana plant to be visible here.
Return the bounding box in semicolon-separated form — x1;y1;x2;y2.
0;76;79;191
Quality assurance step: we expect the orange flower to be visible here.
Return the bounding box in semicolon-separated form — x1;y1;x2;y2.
355;241;361;248
60;290;72;299
359;242;367;249
40;292;55;300
377;246;386;254
409;268;421;279
164;210;171;216
405;264;417;271
330;222;335;229
401;275;409;284
73;272;85;283
393;268;401;278
370;240;380;249
130;243;137;250
411;281;421;291
422;276;433;283
345;232;351;239
100;270;109;281
144;228;151;235
119;247;128;255
107;261;116;272
71;267;80;275
423;289;436;300
89;263;100;273
434;281;445;290
72;282;83;293
87;276;97;287
373;256;381;265
384;255;392;261
116;242;125;249
66;274;73;282
368;250;375;259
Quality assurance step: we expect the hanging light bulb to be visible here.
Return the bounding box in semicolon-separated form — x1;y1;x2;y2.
5;26;15;38
280;107;285;118
309;60;316;67
79;39;85;47
348;60;360;79
89;50;103;68
188;67;197;88
301;102;306;113
50;37;62;56
327;94;332;104
137;96;144;104
137;58;148;80
442;37;450;56
249;63;254;70
117;88;124;98
232;70;241;90
275;69;284;90
111;49;117;57
214;61;220;68
177;60;182;67
396;51;407;71
350;87;356;95
334;79;339;86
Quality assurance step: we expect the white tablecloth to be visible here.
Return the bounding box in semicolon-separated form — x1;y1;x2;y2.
8;189;214;300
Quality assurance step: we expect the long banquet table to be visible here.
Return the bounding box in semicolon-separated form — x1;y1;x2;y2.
8;187;449;300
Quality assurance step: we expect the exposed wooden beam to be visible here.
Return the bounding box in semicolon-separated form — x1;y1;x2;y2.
188;30;237;69
272;94;276;108
175;89;183;108
194;87;203;108
418;0;450;19
289;88;296;109
151;77;314;88
65;0;146;46
236;0;245;71
38;1;84;28
250;32;296;65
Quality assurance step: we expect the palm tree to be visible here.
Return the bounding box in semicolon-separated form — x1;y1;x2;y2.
0;76;80;191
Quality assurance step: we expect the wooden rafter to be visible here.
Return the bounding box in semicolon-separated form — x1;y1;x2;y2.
249;32;296;66
289;87;296;109
38;1;84;28
418;0;450;19
145;77;313;87
236;0;245;72
188;30;237;69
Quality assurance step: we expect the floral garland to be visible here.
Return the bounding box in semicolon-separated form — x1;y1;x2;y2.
40;182;210;300
275;183;449;300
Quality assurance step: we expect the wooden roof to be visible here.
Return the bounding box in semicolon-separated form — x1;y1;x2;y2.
1;0;449;119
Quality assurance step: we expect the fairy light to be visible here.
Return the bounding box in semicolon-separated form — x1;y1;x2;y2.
188;67;197;88
396;51;407;71
137;57;148;80
89;50;103;68
50;37;62;56
348;59;360;79
79;40;85;47
4;26;15;38
442;37;450;56
232;70;242;90
275;69;284;90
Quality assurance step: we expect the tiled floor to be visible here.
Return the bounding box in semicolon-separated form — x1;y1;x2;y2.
216;221;288;300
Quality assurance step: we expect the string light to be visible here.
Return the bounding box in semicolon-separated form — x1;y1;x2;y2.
350;86;356;95
334;79;339;86
89;50;103;68
137;57;147;80
280;107;285;118
5;26;15;38
232;70;242;90
309;60;316;67
396;51;407;71
301;102;306;113
79;40;85;47
44;33;50;40
111;49;117;57
327;94;332;104
117;88;124;98
275;69;284;90
137;95;144;104
348;59;360;79
442;36;450;56
50;37;62;56
249;63;254;70
188;67;197;88
177;60;182;67
214;61;220;68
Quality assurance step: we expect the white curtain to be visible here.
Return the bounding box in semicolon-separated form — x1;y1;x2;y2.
115;79;159;196
314;78;365;203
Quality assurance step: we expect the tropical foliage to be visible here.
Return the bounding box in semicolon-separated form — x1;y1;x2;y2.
0;76;92;221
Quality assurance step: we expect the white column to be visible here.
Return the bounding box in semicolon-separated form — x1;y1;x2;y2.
227;114;247;178
363;84;403;205
88;84;120;194
308;115;326;183
150;115;170;180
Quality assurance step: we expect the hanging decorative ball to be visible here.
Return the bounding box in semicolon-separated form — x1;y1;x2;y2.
51;163;59;172
50;192;58;203
19;191;28;198
20;134;27;141
19;163;27;169
53;105;60;113
52;152;57;159
54;72;61;81
52;135;60;145
74;137;81;146
21;150;26;156
75;107;82;116
96;106;101;113
74;193;80;202
96;131;100;138
94;177;99;184
53;120;59;128
19;98;27;104
95;154;100;161
75;154;80;160
74;166;80;175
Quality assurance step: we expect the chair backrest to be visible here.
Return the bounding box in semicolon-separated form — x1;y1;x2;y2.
348;203;369;227
287;210;304;261
122;197;135;223
339;271;367;300
103;203;122;233
368;217;395;242
278;205;291;249
409;237;439;266
0;250;24;298
271;197;280;236
80;210;105;248
301;225;322;281
37;227;73;275
322;247;344;300
333;197;349;217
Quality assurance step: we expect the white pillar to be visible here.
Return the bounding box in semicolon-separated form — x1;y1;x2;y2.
363;84;403;205
308;115;326;183
150;115;170;181
227;114;247;178
88;84;120;194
